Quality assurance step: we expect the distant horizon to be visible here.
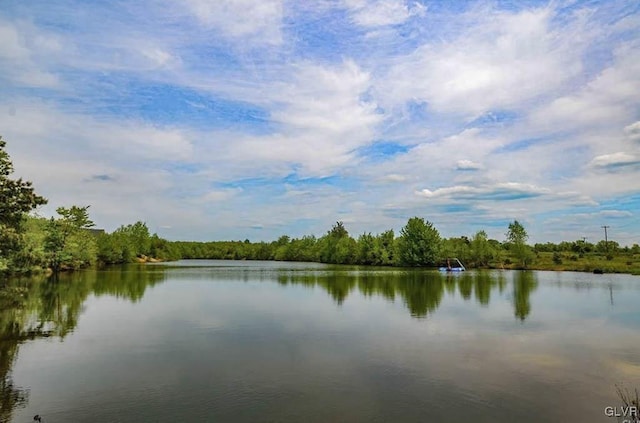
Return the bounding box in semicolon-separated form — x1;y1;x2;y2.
2;0;639;245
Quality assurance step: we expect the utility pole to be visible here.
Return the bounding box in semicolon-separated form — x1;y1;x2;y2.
601;225;610;252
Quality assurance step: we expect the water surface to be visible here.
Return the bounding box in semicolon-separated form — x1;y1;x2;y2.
2;260;639;422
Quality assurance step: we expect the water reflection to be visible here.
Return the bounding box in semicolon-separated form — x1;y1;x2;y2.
275;269;537;319
2;263;638;423
0;266;166;422
514;271;538;322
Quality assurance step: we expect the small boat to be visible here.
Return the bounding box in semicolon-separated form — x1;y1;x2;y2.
439;257;466;272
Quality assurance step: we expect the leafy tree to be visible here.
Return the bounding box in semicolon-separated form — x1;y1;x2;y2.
357;233;377;265
572;240;593;254
506;220;527;244
97;221;157;264
334;237;357;264
396;217;441;266
329;221;348;239
376;230;395;265
149;234;181;261
470;230;493;267
11;216;48;271
319;221;355;264
442;236;471;264
0;136;48;272
596;240;619;254
506;220;533;268
44;206;96;271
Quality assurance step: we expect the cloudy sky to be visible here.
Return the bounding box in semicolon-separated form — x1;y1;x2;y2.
1;0;638;244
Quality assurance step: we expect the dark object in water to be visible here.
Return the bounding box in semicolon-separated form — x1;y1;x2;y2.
34;416;42;422
593;268;604;274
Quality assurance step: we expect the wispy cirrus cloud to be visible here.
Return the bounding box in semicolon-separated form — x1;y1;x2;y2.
381;5;594;116
179;0;284;45
344;0;426;27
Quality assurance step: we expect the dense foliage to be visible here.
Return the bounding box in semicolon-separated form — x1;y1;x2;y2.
0;136;47;272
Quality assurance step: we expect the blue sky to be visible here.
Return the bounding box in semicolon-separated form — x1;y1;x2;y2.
1;0;639;244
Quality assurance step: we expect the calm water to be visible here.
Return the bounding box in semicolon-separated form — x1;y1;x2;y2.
2;260;639;422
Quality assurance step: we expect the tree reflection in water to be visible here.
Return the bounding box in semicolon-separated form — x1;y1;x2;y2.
0;265;538;421
513;271;538;322
0;266;167;422
277;269;538;319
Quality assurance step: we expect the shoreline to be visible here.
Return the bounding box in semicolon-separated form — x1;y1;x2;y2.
148;258;640;276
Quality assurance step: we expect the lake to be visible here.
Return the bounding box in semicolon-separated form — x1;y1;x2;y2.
2;260;639;422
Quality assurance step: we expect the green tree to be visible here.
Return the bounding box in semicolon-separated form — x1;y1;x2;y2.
357;233;377;265
319;221;355;264
470;230;493;267
442;236;471;264
596;239;619;254
506;220;533;268
376;230;395;265
329;221;348;239
396;217;441;266
97;221;156;264
0;137;48;272
44;206;96;271
334;237;357;264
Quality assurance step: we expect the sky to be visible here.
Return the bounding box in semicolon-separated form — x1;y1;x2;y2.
1;0;639;244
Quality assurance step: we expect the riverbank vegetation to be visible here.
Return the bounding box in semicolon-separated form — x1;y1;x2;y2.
1;136;639;275
7;214;639;275
165;223;640;275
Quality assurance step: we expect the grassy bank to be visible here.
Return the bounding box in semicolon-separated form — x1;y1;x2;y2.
495;251;640;275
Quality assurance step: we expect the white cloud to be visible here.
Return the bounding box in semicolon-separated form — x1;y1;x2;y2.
530;42;640;131
416;182;550;200
0;21;30;60
382;5;591;116
624;121;640;142
199;188;243;203
3;104;194;162
226;60;383;176
0;100;201;231
181;0;284;45
381;173;407;182
456;159;482;171
599;210;633;218
139;47;175;68
589;152;640;169
345;0;425;27
0;19;62;88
